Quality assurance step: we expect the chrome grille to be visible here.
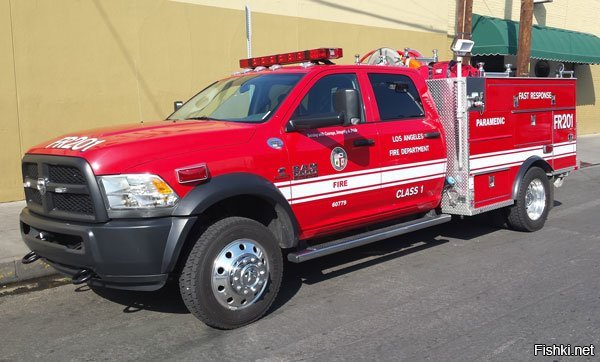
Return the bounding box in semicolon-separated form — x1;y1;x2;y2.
21;155;107;222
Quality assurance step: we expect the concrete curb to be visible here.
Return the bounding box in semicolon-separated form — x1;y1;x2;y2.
0;258;58;287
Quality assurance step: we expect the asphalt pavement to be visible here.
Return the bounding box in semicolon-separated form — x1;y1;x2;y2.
0;162;599;361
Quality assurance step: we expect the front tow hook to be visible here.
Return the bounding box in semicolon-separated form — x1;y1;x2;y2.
72;269;93;285
22;251;40;264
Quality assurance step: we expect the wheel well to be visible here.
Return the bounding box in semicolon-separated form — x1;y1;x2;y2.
200;195;295;248
171;195;296;277
512;157;553;199
530;159;552;174
174;195;297;275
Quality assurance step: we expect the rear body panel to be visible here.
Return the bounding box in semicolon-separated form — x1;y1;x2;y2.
429;76;577;215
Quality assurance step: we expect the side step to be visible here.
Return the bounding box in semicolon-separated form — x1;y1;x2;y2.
288;213;452;263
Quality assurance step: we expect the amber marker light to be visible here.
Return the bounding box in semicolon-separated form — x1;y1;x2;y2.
151;177;175;195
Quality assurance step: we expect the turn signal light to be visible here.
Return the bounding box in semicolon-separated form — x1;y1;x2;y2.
239;48;343;68
176;164;209;184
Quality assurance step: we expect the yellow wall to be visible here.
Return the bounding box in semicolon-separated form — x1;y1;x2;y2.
1;0;448;202
0;0;22;201
176;0;449;34
1;0;599;202
576;64;600;135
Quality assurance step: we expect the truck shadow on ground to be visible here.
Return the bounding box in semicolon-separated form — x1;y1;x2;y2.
84;214;520;317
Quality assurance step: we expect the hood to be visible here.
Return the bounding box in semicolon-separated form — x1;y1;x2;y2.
27;120;256;174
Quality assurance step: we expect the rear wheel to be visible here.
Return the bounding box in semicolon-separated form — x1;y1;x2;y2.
179;217;283;329
506;167;551;232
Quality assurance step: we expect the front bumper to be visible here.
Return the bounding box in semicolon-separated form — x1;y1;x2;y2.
20;208;196;291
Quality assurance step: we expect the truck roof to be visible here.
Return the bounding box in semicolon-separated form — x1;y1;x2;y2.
231;63;419;77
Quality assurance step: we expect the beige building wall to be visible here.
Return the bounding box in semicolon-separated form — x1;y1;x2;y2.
0;0;22;202
1;0;449;202
1;0;599;202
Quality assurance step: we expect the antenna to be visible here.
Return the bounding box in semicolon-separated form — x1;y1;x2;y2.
245;5;252;58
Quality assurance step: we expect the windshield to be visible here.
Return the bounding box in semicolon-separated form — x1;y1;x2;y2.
168;73;304;122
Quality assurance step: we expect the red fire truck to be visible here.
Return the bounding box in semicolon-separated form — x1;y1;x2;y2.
19;47;577;329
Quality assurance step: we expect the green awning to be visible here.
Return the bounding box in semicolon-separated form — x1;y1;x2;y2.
472;14;600;64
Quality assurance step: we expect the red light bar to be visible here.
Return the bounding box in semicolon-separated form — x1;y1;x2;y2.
239;48;343;68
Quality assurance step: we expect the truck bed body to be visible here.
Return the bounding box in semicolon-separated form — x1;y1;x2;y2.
428;77;577;215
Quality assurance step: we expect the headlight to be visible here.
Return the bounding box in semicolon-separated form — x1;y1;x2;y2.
98;174;179;213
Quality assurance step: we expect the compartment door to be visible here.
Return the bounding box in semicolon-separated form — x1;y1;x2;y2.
514;111;553;148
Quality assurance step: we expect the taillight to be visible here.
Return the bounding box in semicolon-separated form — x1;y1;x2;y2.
176;164;209;184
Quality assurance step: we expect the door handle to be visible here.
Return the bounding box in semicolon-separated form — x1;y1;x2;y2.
424;131;441;139
353;138;375;147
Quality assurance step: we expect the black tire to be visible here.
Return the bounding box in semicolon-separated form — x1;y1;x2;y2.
506;167;552;232
179;217;283;329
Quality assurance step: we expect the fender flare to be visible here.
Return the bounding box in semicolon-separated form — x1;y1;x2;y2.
512;156;553;199
172;171;299;244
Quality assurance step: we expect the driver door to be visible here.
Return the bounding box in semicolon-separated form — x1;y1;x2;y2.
283;71;380;238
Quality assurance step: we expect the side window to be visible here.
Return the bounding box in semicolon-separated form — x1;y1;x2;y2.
368;73;424;120
293;73;362;123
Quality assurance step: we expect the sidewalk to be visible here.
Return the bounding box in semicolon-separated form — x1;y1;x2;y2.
577;133;600;167
1;133;599;287
0;201;56;286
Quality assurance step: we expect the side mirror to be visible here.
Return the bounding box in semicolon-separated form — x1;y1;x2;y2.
174;101;183;112
334;88;360;126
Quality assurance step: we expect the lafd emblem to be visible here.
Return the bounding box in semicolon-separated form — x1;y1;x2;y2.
330;147;348;171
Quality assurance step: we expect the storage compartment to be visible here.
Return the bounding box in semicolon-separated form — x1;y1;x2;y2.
473;169;512;208
514;111;552;148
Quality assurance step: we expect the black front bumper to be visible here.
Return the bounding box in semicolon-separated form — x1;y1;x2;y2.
20;208;196;291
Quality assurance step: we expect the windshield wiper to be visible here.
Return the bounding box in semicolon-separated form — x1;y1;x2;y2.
184;116;228;121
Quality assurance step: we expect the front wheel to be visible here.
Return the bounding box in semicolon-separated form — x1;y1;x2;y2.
506;167;552;232
179;217;283;329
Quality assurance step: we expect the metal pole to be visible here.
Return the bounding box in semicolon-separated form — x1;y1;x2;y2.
516;0;533;77
245;5;252;58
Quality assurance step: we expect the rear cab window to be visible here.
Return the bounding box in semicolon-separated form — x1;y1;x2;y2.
367;73;425;121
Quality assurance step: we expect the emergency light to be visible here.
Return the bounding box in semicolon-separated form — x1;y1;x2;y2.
239;48;343;68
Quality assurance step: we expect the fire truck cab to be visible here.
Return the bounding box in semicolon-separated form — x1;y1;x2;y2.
19;47;577;329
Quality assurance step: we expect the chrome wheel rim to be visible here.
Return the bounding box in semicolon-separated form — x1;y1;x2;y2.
525;178;546;221
211;239;269;310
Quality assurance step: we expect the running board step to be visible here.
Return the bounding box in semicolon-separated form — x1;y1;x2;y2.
288;214;452;263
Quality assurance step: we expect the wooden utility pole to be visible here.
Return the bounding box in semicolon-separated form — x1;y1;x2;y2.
463;0;473;64
455;0;474;63
456;0;465;42
516;0;534;76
